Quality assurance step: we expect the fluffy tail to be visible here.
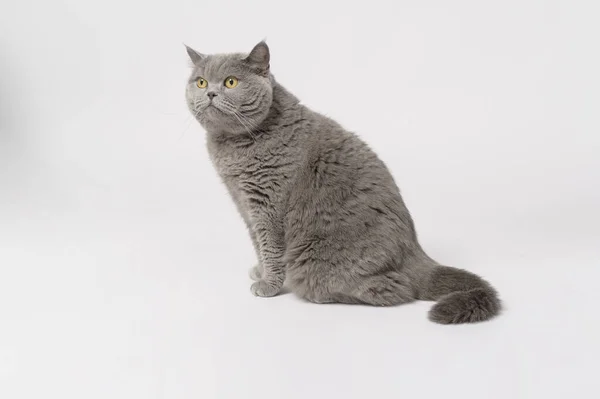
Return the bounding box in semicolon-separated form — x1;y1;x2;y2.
422;266;501;324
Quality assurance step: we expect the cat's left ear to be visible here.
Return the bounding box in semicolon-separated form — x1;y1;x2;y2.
184;44;205;66
244;41;270;76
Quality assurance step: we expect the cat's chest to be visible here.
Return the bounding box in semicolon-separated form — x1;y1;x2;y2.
208;144;261;181
209;147;248;179
209;143;281;198
207;139;296;207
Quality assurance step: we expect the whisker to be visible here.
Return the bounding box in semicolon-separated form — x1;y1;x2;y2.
179;102;203;140
231;111;257;141
235;110;267;134
218;103;261;141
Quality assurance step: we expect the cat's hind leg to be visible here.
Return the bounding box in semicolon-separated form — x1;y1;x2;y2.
343;272;416;306
291;267;415;306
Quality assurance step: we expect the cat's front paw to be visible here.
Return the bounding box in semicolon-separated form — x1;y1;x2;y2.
248;264;263;281
250;280;280;297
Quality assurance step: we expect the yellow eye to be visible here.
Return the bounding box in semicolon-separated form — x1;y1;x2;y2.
224;76;238;88
196;78;207;88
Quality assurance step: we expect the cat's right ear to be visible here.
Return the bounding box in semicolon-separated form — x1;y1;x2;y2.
184;44;205;66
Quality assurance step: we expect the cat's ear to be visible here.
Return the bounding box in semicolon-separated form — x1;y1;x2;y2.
244;41;270;75
184;44;205;66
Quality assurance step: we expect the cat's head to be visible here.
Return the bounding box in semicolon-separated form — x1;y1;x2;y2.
185;41;273;135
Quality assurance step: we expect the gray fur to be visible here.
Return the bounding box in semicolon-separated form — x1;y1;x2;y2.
185;41;501;324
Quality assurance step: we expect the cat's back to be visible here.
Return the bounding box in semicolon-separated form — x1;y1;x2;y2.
299;107;398;192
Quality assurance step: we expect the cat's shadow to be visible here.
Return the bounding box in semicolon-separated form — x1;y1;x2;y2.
277;285;293;296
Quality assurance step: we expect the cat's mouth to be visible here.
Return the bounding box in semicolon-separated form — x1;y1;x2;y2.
204;102;221;111
202;103;229;120
204;101;227;114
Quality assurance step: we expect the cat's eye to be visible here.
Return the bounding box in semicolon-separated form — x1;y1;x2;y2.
196;78;207;88
224;76;239;88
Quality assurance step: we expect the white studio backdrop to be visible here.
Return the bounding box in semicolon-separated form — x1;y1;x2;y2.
1;1;599;399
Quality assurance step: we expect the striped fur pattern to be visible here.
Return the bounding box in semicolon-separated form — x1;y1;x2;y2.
185;42;501;324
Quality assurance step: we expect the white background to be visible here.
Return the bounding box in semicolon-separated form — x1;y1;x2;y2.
1;1;599;398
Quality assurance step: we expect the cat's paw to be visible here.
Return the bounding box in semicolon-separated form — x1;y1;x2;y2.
250;280;280;297
248;264;263;281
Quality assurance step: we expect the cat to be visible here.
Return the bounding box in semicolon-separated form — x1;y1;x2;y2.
184;41;501;324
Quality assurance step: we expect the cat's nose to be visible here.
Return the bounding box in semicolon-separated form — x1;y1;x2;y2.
207;92;217;99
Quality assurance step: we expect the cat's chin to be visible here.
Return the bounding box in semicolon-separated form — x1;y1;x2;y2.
198;113;228;132
200;119;249;137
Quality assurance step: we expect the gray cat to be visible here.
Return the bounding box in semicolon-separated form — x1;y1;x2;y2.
185;41;501;324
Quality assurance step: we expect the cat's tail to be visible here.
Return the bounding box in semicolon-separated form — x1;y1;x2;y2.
420;265;501;324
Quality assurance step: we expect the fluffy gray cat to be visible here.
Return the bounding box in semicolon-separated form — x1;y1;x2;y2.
185;41;501;324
